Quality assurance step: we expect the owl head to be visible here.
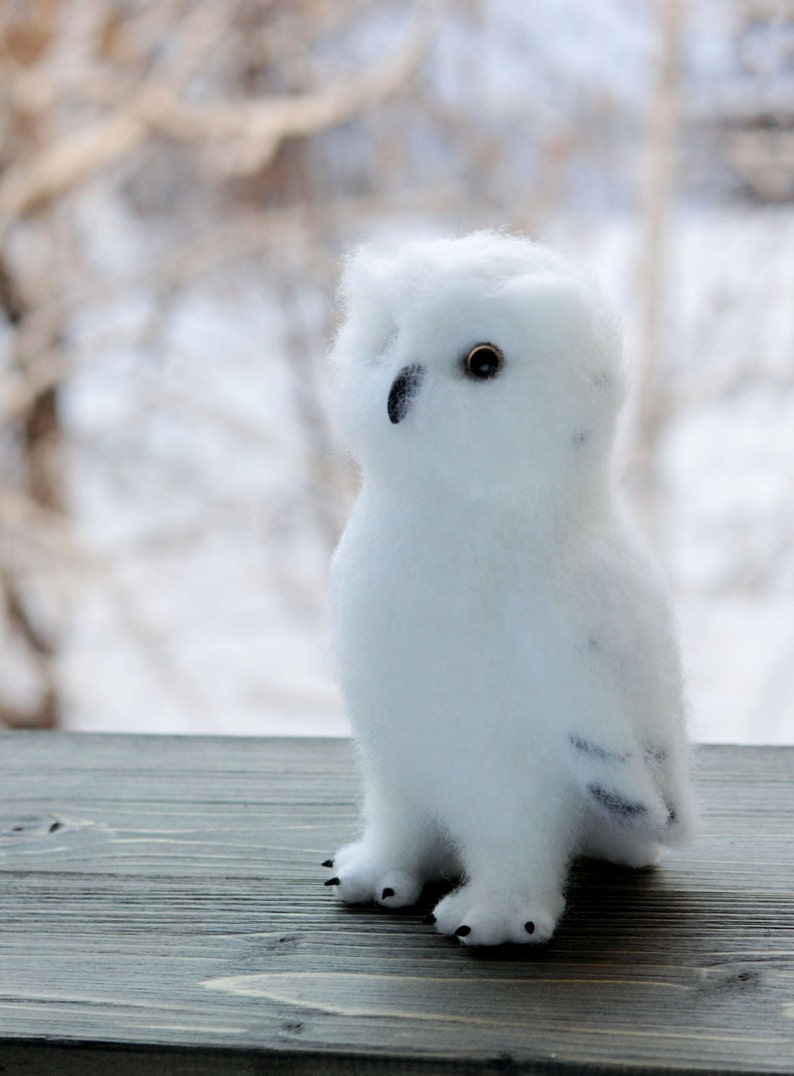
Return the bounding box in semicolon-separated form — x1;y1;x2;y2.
329;232;626;509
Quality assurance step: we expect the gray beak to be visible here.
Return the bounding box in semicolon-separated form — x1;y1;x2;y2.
388;364;425;424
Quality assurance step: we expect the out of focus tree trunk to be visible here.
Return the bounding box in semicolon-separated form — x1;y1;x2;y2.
0;268;65;728
631;0;686;545
0;1;65;728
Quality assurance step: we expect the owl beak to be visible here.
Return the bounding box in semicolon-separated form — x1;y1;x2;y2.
387;364;425;424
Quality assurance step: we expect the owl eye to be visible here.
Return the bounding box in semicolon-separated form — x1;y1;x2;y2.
464;343;503;381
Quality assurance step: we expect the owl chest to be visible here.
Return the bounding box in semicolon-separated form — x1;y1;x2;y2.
332;498;559;677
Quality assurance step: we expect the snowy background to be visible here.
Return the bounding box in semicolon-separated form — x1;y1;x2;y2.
1;0;792;743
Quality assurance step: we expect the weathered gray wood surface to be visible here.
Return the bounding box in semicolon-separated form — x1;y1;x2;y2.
0;734;792;1075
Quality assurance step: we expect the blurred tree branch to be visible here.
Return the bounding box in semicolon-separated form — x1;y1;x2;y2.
0;7;432;231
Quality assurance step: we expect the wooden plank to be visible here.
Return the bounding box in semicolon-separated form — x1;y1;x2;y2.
0;733;793;1074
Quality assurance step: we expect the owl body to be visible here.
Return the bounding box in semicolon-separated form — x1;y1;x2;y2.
326;233;694;946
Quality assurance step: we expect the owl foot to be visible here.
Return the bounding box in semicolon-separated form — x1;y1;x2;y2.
325;840;424;908
580;823;664;869
431;883;562;947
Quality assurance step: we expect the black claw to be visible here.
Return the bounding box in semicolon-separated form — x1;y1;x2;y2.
525;920;535;935
381;887;395;900
422;913;436;925
455;925;471;937
322;859;334;868
324;877;340;887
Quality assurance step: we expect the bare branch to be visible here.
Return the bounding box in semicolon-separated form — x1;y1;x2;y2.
0;109;146;228
0;10;434;231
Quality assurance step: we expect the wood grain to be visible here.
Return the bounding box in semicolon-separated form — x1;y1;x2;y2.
1;733;793;1074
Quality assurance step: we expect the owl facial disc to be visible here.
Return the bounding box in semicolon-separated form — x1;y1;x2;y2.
388;364;425;424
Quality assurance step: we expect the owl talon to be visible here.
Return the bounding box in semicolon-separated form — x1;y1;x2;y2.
324;877;341;886
454;925;471;937
322;859;334;868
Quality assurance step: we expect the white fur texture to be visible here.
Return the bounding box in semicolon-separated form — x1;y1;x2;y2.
325;232;695;947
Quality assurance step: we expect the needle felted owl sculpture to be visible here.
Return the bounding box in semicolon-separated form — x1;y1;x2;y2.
324;232;695;946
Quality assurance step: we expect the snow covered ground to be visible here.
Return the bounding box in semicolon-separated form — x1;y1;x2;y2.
59;205;794;744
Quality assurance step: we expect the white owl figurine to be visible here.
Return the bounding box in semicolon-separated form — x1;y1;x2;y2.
324;232;695;946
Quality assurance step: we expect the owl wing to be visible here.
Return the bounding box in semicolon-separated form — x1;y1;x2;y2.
556;534;693;845
566;730;683;842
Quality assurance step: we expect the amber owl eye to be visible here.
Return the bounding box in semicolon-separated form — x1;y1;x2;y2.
464;343;503;380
